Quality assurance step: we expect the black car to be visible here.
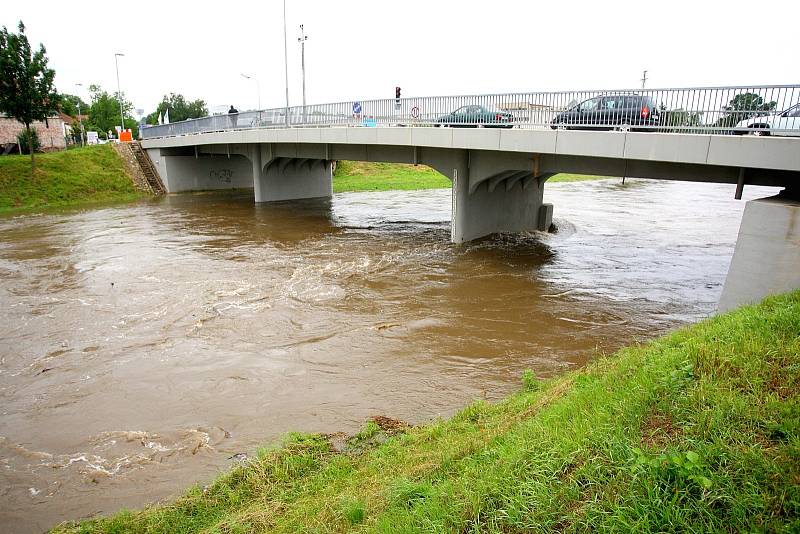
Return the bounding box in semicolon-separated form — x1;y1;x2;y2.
551;94;660;131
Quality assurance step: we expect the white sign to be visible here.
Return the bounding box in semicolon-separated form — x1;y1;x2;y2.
86;131;99;145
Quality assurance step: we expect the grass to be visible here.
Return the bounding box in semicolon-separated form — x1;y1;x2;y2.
54;291;800;533
0;145;145;213
333;161;606;193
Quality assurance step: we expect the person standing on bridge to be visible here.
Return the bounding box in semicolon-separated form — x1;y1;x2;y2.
228;105;239;128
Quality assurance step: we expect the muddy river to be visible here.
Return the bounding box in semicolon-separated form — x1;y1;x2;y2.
0;179;777;532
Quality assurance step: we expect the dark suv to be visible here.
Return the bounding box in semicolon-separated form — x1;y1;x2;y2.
551;94;660;131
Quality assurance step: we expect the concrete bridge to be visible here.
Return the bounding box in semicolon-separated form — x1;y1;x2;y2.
140;87;800;311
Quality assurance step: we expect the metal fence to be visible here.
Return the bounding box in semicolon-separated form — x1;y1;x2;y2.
141;85;800;139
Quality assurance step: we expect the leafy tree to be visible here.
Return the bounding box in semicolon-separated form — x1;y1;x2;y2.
146;93;207;124
662;108;704;132
59;93;89;117
0;21;59;172
716;92;776;127
84;84;137;139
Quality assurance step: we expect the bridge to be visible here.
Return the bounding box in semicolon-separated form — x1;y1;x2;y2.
140;85;800;310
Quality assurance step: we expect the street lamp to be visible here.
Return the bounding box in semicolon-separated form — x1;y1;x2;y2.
114;52;125;138
240;73;261;111
282;0;289;126
298;24;308;122
74;83;85;147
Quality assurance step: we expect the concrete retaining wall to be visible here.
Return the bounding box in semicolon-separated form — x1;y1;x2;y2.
719;196;800;312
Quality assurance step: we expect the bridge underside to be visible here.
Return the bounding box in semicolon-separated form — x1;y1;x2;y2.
148;143;567;242
145;141;797;242
144;134;800;310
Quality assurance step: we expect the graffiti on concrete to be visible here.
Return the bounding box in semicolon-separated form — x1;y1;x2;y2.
210;169;234;183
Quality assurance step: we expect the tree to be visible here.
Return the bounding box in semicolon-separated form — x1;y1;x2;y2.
59;93;89;118
716;92;776;128
0;21;59;173
146;93;207;124
84;84;137;139
662;108;704;132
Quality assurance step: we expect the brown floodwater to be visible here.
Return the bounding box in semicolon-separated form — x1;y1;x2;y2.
0;178;777;532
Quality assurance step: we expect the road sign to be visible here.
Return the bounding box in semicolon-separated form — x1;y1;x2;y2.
411;106;420;119
352;102;362;115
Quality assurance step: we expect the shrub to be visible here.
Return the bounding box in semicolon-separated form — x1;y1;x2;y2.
16;128;40;154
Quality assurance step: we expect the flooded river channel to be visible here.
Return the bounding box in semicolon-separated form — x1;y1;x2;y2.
0;179;777;531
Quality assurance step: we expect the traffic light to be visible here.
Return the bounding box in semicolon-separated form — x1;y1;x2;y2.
395;86;401;101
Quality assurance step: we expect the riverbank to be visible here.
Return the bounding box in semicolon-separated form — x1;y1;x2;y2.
0;145;145;213
333;161;605;193
55;290;800;533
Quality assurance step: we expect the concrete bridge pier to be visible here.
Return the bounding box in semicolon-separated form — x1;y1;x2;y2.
424;149;553;243
718;192;800;312
251;144;332;203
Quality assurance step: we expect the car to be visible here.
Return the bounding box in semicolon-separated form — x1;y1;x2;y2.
735;103;800;136
434;105;514;128
550;94;660;131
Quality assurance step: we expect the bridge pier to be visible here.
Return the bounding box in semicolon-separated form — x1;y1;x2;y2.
719;193;800;312
424;149;553;243
253;156;332;203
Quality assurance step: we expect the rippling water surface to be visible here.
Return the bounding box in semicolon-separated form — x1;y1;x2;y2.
0;179;777;531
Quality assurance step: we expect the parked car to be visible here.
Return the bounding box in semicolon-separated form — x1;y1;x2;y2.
435;105;514;128
735;103;800;136
550;94;660;131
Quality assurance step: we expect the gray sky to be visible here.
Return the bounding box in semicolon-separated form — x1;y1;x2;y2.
4;0;799;116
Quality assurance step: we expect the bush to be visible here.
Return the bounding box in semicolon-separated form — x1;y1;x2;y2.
16;128;40;154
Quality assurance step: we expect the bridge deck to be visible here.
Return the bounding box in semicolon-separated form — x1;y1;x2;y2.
142;127;800;179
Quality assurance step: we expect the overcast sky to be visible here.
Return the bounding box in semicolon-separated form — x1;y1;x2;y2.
4;0;799;116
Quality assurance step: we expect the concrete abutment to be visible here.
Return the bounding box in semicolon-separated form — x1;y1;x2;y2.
718;194;800;312
145;147;253;191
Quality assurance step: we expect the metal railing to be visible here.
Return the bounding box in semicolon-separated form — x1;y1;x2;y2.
141;85;800;139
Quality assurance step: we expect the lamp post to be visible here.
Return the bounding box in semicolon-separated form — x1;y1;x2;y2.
240;73;261;111
75;83;84;147
298;24;307;122
114;53;125;138
282;0;290;126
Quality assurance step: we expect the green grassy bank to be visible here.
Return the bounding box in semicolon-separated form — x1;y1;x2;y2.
333;161;605;193
0;145;144;213
56;291;800;533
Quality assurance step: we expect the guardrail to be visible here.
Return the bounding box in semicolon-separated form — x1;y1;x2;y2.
141;85;800;139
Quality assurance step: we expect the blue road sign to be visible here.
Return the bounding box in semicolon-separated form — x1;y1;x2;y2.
352;102;362;115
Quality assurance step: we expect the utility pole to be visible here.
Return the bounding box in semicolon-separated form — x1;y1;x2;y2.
114;53;125;138
298;24;308;122
282;0;290;126
641;69;648;89
75;83;84;147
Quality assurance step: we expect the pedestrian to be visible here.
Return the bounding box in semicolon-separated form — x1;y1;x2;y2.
228;105;239;129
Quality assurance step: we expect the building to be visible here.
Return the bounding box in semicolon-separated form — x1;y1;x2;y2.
0;114;67;151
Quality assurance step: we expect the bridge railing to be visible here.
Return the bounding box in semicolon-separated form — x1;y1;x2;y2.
141;85;800;139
